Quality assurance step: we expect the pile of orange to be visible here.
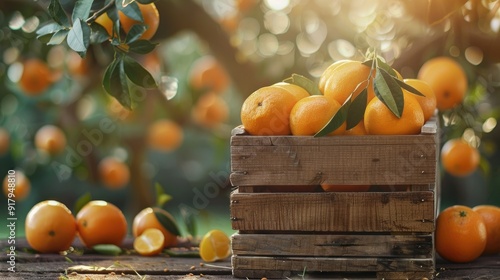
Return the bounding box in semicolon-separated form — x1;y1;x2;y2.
436;204;500;263
24;200;128;253
240;59;437;137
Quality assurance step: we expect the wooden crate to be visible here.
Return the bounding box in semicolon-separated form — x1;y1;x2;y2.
229;118;439;279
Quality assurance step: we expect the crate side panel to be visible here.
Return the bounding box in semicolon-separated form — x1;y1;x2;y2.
231;256;434;273
231;233;433;257
230;142;436;186
230;191;435;232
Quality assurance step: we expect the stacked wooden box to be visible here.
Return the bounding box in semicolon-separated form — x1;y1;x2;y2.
229;118;439;279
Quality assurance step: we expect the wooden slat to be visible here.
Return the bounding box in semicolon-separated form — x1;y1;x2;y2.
231;256;434;274
231;233;433;257
230;190;435;232
230;140;436;186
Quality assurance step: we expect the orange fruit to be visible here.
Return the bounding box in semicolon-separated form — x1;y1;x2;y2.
318;60;350;93
0;127;10;155
192;92;229;128
132;207;178;248
441;138;480;177
290;95;346;136
97;157;130;189
119;3;160;40
95;12;113;36
240;85;299;135
3;171;31;201
403;79;437;122
417;56;467;111
146;119;184;152
321;184;370;192
364;93;425;135
76;200;128;248
19;58;56;96
436;205;486;263
189;56;230;93
25;200;77;253
134;228;165;256
472;205;500;255
199;229;231;262
344;120;367;135
272;82;310;100
321;60;376;105
34;125;67;155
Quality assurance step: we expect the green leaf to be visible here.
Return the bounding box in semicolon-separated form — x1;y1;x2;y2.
36;22;64;38
72;0;93;23
125;24;147;43
128;40;158;54
283;74;320;96
154;208;181;236
92;244;122;256
103;55;132;110
90;22;111;43
67;19;90;53
48;29;69;45
395;79;425;97
315;99;351;137
164;249;200;258
117;0;143;21
374;68;404;118
376;58;397;78
73;192;92;215
346;88;367;130
49;0;71;27
123;55;157;88
136;0;156;4
155;182;172;207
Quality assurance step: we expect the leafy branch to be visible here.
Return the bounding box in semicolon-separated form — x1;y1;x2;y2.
36;0;159;109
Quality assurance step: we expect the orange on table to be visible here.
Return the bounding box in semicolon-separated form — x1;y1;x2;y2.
289;95;345;136
98;157;130;189
76;200;128;248
321;184;370;192
321;60;376;105
0;127;10;155
134;228;165;256
364;93;424;135
272;82;310;100
34;125;67;156
25;200;77;253
147;119;184;152
199;229;231;262
19;58;57;96
189;55;230;94
473;205;500;255
132;207;178;248
119;3;160;40
436;205;486;263
192;92;229;128
2;170;31;201
440;138;480;177
240;85;299;135
417;56;467;111
403;79;437;122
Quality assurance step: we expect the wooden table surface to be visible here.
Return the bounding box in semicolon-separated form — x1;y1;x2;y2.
2;238;500;279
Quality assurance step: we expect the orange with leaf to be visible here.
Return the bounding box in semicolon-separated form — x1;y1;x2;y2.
132;207;179;248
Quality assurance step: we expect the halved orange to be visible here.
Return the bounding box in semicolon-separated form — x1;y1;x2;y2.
199;229;231;262
133;228;165;256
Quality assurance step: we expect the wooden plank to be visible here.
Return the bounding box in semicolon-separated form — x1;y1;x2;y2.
231;233;433;257
377;271;435;280
231;256;434;273
230;141;436;186
230;190;435;232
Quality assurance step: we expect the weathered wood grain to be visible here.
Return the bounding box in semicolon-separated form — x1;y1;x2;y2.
231;233;433;257
230;190;435;232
